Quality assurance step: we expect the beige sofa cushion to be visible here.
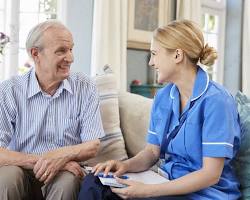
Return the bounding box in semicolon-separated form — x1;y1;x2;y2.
119;92;153;157
86;73;128;166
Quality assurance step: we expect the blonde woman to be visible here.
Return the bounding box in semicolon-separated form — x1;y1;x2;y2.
79;20;241;200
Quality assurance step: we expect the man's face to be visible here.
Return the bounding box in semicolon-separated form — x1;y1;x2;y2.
35;27;74;82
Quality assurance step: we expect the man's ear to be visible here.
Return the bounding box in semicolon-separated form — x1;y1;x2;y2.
174;49;184;64
30;47;39;62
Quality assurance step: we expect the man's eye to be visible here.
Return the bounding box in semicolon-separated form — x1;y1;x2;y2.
56;48;66;54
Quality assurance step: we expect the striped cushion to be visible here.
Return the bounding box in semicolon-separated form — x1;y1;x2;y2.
85;72;128;166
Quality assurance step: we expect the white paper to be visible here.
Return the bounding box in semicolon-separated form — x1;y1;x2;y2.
125;170;169;184
98;170;169;188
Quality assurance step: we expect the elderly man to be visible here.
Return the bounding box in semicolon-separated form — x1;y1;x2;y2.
0;20;105;200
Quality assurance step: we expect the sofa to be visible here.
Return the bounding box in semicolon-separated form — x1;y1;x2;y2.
84;71;250;199
85;70;153;165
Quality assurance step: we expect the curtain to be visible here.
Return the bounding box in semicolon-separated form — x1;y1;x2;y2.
176;0;201;25
91;0;127;91
242;0;250;96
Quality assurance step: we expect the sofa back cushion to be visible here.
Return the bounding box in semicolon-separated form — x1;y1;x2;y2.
234;91;250;199
85;72;128;166
118;92;153;157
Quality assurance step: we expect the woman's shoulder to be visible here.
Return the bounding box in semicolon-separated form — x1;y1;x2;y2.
204;80;235;106
206;81;233;98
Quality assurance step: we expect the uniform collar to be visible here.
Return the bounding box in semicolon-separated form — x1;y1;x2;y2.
170;66;209;102
190;66;209;101
28;68;73;99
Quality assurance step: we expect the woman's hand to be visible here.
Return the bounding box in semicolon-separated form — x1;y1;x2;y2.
92;160;129;177
111;177;152;199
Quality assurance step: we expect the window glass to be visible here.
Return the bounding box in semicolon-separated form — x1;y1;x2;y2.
202;12;220;81
0;0;4;9
20;0;39;12
18;0;57;74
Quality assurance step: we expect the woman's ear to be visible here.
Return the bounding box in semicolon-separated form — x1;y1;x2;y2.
174;49;184;63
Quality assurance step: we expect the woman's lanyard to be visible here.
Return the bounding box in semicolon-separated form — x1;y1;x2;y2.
160;100;195;160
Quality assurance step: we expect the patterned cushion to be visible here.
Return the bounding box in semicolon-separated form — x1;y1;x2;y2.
234;91;250;198
85;72;128;166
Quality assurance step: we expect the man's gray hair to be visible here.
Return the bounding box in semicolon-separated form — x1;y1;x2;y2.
26;20;67;57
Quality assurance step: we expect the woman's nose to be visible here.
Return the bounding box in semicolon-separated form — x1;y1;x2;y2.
148;57;154;67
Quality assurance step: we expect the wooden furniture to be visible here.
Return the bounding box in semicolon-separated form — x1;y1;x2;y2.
130;84;164;98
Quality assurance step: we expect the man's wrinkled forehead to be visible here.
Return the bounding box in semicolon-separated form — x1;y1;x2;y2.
42;27;73;45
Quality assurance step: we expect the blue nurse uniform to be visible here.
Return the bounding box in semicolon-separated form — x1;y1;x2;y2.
147;66;241;200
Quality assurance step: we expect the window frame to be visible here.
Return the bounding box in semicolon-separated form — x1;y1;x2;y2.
201;0;226;84
0;0;59;81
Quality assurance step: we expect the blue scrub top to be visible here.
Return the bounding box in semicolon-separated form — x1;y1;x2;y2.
147;66;241;200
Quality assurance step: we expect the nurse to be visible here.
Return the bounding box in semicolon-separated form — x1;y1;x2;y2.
79;20;241;200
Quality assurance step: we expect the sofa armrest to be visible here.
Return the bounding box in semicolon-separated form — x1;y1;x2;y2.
118;92;153;157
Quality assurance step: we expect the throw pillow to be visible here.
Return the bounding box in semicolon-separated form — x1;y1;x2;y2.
234;91;250;199
119;92;153;157
85;72;128;166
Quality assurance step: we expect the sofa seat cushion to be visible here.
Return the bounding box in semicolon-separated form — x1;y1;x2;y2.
85;72;128;166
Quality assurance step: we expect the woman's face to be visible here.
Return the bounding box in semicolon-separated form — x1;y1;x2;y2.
149;39;178;84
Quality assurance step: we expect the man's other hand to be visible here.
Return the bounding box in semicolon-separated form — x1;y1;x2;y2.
62;161;84;178
33;154;69;184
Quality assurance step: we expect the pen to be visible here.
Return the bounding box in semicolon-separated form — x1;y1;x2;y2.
97;173;129;179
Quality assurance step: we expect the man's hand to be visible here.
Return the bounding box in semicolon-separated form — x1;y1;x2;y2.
33;154;69;184
22;155;39;169
33;139;100;184
62;161;84;178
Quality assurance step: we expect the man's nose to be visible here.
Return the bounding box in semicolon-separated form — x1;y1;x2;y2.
64;51;74;63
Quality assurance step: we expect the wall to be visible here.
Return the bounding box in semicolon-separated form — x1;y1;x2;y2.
126;0;176;91
127;49;149;90
58;0;94;75
223;0;243;95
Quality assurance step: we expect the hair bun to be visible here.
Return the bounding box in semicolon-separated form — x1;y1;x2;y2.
200;44;218;66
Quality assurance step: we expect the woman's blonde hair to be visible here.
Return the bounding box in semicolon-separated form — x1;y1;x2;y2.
153;19;217;66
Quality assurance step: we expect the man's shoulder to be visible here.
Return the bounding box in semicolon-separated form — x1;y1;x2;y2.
0;70;30;93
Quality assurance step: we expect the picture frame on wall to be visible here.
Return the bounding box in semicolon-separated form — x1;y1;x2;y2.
127;0;172;50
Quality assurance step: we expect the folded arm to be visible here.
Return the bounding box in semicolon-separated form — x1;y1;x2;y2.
33;139;100;183
0;147;38;169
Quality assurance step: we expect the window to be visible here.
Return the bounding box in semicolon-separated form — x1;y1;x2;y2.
0;1;5;32
201;0;226;84
0;0;58;80
19;0;57;74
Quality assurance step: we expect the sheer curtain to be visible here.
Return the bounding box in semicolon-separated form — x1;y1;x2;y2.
91;0;127;91
176;0;201;24
242;0;250;96
2;0;19;80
